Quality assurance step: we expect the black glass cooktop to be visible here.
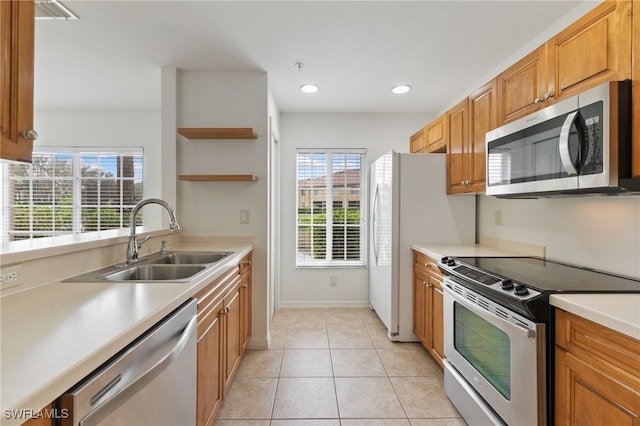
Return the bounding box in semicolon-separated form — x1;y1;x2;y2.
454;257;640;293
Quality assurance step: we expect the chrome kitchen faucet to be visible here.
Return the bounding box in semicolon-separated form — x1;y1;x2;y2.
126;198;180;264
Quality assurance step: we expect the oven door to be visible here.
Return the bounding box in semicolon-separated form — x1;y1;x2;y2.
443;280;546;426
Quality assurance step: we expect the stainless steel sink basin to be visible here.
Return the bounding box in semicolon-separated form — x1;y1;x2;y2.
149;251;231;265
102;264;206;282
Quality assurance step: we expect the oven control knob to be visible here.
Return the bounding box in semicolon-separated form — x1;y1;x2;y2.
447;258;456;266
501;279;514;290
514;284;529;296
441;256;449;264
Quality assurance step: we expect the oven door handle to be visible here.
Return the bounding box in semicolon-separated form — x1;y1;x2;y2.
444;283;536;339
558;110;579;176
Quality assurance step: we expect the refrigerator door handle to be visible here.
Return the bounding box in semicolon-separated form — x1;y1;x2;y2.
373;184;379;265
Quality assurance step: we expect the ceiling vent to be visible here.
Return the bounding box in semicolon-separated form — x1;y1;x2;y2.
35;0;78;20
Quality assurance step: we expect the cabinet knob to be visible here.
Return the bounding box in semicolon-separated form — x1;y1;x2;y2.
544;92;554;100
20;129;39;141
534;97;543;104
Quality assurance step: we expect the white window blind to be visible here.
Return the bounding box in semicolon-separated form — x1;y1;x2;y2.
296;149;366;267
1;148;143;243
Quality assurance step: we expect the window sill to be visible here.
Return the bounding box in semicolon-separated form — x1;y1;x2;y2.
0;228;175;266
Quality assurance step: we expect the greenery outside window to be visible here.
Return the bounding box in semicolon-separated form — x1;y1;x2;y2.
296;149;366;267
1;148;143;243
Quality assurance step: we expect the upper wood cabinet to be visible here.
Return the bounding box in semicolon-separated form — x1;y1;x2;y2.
497;47;547;124
498;0;632;125
633;0;640;178
467;79;496;193
409;114;447;153
0;0;36;163
547;0;632;102
446;98;471;194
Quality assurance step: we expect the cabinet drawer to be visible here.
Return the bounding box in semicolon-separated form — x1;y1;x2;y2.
555;309;640;379
414;251;443;278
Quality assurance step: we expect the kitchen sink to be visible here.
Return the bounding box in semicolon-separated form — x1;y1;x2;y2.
102;264;206;282
63;250;234;283
149;251;231;265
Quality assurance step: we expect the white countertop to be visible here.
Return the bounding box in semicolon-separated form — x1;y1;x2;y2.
412;243;640;342
0;242;252;426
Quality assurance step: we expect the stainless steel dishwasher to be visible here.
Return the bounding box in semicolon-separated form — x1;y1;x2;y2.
58;299;197;426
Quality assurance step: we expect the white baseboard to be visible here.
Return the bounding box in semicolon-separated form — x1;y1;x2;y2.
277;300;371;309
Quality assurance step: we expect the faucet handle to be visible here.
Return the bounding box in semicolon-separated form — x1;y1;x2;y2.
137;235;152;249
160;239;167;254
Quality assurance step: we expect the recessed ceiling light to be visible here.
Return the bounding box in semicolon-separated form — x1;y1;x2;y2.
392;85;411;94
300;84;319;94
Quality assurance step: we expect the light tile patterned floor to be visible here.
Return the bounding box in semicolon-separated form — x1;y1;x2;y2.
215;308;466;425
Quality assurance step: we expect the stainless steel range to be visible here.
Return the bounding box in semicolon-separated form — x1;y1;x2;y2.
437;256;640;426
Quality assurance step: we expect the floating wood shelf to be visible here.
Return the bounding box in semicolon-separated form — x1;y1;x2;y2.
178;174;258;182
177;128;257;139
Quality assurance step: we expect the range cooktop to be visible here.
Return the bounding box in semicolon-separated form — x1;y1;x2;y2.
450;256;640;294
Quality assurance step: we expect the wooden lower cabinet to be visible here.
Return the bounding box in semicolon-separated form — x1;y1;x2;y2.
195;252;253;426
555;309;640;426
413;251;445;368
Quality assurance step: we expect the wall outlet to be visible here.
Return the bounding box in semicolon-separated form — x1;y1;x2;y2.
240;209;250;224
494;209;503;226
1;264;23;289
329;276;338;287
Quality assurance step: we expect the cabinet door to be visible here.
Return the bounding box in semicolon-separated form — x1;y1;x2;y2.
425;114;447;153
0;0;35;163
197;300;223;426
555;348;640;426
468;80;496;193
240;274;252;352
547;0;632;102
409;128;425;153
446;98;470;194
429;275;444;368
413;269;428;345
497;47;547;124
223;284;242;393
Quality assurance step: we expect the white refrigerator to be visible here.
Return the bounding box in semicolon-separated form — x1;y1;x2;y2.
369;151;475;341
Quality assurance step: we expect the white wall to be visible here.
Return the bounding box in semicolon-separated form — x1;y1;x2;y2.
479;196;640;278
278;112;427;307
33;108;164;226
175;71;270;348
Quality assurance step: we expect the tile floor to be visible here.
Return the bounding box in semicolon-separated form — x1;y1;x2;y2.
215;308;466;425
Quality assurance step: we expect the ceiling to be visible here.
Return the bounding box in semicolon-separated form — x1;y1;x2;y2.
34;1;586;115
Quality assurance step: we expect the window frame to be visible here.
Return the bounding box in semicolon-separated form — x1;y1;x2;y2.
1;147;143;243
295;148;367;268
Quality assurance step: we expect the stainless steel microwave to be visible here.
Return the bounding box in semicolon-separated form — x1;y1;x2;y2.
485;80;638;198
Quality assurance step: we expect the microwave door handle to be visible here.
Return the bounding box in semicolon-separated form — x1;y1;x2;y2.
559;111;579;175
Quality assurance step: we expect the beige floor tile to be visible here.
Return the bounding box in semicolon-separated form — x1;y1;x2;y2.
391;377;461;418
270;329;286;349
335;377;406;419
328;328;374;349
330;349;386;377
280;349;333;377
409;419;466;425
270;420;340;426
237;349;283;377
285;328;329;349
281;309;328;329
272;377;339;419
325;311;367;329
341;420;411;426
214;421;270;426
377;344;441;376
368;326;397;349
216;377;277;419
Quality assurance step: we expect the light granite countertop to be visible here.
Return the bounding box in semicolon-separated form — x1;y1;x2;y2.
412;243;640;342
0;242;252;426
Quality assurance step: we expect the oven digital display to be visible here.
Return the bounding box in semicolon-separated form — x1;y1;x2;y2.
454;302;511;399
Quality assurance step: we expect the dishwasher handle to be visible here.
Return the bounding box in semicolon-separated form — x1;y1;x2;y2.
80;315;197;425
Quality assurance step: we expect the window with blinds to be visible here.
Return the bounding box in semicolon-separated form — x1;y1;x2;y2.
296;149;366;267
1;148;143;242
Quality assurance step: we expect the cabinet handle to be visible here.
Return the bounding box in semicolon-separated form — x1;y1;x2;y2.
20;129;39;141
544;92;554;100
242;284;248;288
534;97;543;104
